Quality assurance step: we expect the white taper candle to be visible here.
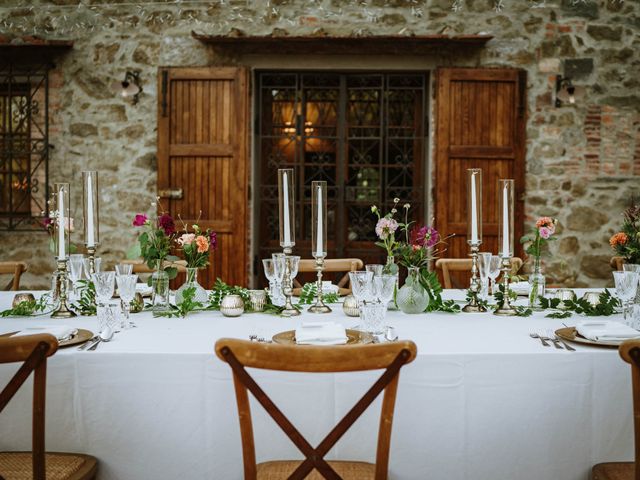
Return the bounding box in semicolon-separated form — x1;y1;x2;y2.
58;187;66;258
470;172;479;244
501;183;510;256
87;176;95;247
283;171;291;246
315;185;323;257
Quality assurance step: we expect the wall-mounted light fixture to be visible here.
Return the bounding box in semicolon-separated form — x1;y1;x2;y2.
110;71;142;105
555;75;578;107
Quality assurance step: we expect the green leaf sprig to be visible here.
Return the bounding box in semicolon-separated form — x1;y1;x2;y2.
72;280;97;316
0;295;50;317
493;283;532;317
297;283;340;305
157;286;204;318
208;278;251;310
464;289;489;311
540;290;621;318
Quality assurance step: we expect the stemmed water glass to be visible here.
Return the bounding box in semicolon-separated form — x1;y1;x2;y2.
68;254;85;301
263;258;284;306
92;271;116;335
613;271;639;325
487;255;502;295
115;263;133;277
349;271;374;310
116;274;138;329
83;257;102;278
365;264;383;277
478;252;492;300
373;274;396;306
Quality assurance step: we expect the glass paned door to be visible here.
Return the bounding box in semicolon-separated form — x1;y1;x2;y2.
256;71;427;284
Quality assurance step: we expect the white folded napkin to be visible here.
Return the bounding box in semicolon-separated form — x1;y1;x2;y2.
295;321;348;345
511;281;530;295
576;321;640;342
14;325;76;341
321;281;339;294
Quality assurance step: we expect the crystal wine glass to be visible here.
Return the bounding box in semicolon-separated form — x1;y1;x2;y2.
68;254;85;301
613;271;639;324
487;255;502;295
263;258;283;307
287;255;301;281
349;271;374;309
478;252;492;300
115;263;133;277
116;274;138;329
365;264;383;277
92;271;115;307
83;257;102;278
373;274;397;306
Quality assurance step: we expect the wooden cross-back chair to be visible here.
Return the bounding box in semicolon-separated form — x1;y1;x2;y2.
292;258;364;296
0;334;98;480
0;261;28;291
120;258;188;274
215;338;417;480
592;339;640;480
435;257;523;289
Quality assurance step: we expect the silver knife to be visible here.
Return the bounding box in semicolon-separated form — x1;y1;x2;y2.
77;336;99;351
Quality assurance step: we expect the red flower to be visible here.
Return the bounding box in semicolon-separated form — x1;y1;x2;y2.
158;213;175;236
209;231;217;250
132;214;147;227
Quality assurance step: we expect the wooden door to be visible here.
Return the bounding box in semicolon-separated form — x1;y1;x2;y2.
435;68;526;288
157;67;249;288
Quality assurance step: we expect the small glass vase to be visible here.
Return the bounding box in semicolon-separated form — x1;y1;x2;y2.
396;266;429;314
528;257;546;307
151;262;171;317
384;255;399;310
175;267;209;305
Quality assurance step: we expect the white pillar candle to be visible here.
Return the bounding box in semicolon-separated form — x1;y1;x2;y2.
283;171;291;246
86;176;95;247
315;185;323;257
58;188;66;259
470;172;479;244
501;183;510;256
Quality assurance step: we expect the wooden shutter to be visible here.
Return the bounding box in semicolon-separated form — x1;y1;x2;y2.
157;67;249;288
435;68;526;287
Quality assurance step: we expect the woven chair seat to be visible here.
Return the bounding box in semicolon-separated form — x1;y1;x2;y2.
592;462;634;480
257;460;374;480
0;452;98;480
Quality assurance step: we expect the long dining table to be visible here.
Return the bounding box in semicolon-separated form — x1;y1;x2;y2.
0;289;633;480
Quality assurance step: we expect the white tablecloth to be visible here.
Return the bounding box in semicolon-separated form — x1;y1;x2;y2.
0;290;633;480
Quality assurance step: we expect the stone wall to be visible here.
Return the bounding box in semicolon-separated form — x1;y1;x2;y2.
0;0;638;289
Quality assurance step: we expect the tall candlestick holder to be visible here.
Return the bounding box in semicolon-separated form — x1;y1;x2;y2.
462;243;486;313
280;247;300;317
86;245;97;276
494;256;518;316
51;258;77;318
308;256;332;314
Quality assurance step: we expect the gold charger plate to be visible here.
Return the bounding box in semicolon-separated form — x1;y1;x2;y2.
555;327;622;348
58;329;94;348
273;329;374;345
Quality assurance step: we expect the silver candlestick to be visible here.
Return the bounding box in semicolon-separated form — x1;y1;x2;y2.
52;258;77;318
86;245;97;276
281;247;300;317
494;256;518;316
308;256;331;314
462;243;486;313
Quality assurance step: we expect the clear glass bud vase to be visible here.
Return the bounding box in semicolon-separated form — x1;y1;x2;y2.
151;261;171;317
385;255;399;310
396;266;429;314
528;257;546;307
175;267;209;306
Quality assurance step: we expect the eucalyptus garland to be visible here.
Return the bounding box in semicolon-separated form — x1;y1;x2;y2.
72;280;97;316
540;290;621;319
0;295;50;317
296;283;340;305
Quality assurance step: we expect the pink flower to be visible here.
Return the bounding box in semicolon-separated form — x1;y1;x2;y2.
539;226;552;239
178;233;195;246
375;217;399;240
410;225;440;249
535;216;556;231
209;231;217;250
195;235;209;253
133;214;147;227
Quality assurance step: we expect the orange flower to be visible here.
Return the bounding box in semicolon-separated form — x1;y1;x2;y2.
195;235;209;253
609;232;628;248
535;216;555;231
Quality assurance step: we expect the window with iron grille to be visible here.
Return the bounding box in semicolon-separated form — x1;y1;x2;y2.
0;63;50;230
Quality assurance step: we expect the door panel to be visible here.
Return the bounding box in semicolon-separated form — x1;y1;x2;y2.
435;68;526;288
158;67;249;288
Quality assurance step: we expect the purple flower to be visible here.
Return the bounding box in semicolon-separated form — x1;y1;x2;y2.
209;231;218;250
158;213;175;236
42;216;53;230
132;214;147;227
539;226;552;239
411;225;440;249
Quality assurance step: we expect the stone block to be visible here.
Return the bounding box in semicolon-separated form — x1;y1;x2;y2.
580;255;613;279
587;25;623;41
70;123;98;137
566;206;608;232
539;58;560;73
561;0;599;20
564;58;593;80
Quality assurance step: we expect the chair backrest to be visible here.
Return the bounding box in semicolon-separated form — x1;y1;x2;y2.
0;334;58;480
0;261;28;291
293;258;364;294
619;340;640;480
611;256;625;272
435;257;523;289
215;338;417;480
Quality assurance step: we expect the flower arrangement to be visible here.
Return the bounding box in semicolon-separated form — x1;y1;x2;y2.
371;198;402;274
520;216;558;260
610;201;640;264
131;200;179;279
176;215;218;269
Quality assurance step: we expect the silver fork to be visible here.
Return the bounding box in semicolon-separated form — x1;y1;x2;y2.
540;330;562;350
547;329;576;351
529;332;549;347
